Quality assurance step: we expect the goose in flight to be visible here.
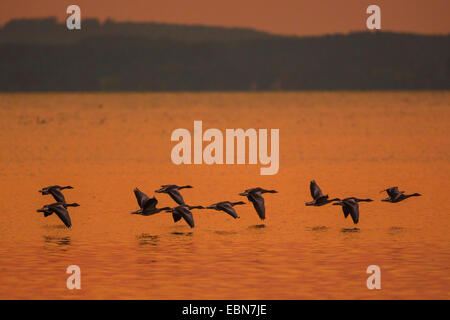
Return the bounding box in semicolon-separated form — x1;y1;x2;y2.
333;198;360;224
155;185;193;205
165;205;204;228
39;185;73;203
305;180;339;206
36;202;79;228
341;197;373;203
380;187;421;203
131;188;171;215
206;201;246;219
239;188;278;220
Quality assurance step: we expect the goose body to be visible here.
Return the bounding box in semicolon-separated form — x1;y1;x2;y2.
206;201;245;219
131;188;170;215
36;202;78;228
333;198;360;224
381;187;421;203
155;184;193;205
341;197;373;203
239;188;277;220
305;180;339;206
166;205;204;228
39;185;73;203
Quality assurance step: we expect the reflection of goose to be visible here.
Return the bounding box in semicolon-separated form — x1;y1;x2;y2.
37;203;78;228
239;188;277;220
333;198;360;224
39;185;73;203
206;201;245;219
131;188;170;215
380;187;421;203
305;180;339;206
155;185;193;205
44;236;71;246
165;205;204;228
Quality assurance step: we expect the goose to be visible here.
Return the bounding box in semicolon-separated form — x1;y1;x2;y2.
39;185;73;203
381;187;421;203
239;188;277;220
333;198;360;224
305;180;339;206
165;205;204;228
155;185;193;205
341;197;373;203
206;201;246;219
36;202;79;228
131;188;171;215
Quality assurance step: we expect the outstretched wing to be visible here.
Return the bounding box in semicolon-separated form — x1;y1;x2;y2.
134;188;151;209
49;189;66;203
176;206;195;228
248;192;265;220
172;212;182;223
310;180;323;200
342;205;350;218
386;187;403;199
52;205;72;228
217;203;239;219
344;200;359;224
168;189;185;205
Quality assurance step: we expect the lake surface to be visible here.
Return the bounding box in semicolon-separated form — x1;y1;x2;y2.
0;92;448;299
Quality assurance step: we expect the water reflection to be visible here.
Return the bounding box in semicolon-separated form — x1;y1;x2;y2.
310;226;329;232
43;235;71;251
341;228;360;233
248;224;266;229
388;226;406;235
171;232;193;236
137;233;159;247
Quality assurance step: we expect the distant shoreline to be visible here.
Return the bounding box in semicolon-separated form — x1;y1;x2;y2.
1;18;449;91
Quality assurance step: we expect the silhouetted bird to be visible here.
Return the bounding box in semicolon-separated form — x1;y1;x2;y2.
206;201;246;219
36;202;79;228
155;185;193;205
39;185;73;203
305;180;339;206
341;197;373;203
239;188;277;220
131;188;171;215
165;205;204;228
333;198;360;224
380;187;421;203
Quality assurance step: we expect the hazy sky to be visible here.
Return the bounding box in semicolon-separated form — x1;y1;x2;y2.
0;0;449;36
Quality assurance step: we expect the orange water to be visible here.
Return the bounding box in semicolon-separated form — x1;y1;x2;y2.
0;92;448;299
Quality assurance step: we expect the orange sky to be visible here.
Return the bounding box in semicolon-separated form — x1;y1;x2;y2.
0;0;449;36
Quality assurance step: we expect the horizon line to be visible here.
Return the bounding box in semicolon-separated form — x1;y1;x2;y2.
2;16;449;38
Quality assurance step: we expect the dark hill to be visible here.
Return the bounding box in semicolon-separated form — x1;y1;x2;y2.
0;18;448;91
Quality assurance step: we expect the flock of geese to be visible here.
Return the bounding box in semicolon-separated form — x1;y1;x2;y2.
36;181;421;228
